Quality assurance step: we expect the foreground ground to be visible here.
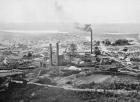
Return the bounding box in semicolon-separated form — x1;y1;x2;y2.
1;66;140;102
1;84;140;102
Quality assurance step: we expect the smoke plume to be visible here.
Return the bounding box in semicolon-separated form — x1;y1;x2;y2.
75;23;92;32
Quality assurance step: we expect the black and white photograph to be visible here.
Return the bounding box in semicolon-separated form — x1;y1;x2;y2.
0;0;140;102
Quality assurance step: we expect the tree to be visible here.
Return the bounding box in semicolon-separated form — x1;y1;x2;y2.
114;39;129;46
104;39;111;46
68;43;77;56
67;43;78;63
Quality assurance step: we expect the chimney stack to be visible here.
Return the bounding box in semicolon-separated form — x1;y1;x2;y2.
91;29;93;54
56;42;59;66
49;44;53;66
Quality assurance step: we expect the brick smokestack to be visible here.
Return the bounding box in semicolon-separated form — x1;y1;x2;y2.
49;44;53;66
56;42;59;66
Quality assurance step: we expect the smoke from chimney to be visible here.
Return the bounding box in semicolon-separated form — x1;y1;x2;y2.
53;1;91;32
75;23;92;32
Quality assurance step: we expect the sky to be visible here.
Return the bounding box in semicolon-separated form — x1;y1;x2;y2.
0;0;140;33
0;0;140;24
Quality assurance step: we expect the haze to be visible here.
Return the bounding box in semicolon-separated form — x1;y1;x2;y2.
0;0;140;32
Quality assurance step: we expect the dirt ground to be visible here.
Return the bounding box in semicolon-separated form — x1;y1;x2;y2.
1;66;140;102
1;84;140;102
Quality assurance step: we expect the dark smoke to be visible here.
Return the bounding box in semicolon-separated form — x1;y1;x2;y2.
75;23;92;32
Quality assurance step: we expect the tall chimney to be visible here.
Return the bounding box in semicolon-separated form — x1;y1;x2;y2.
49;44;53;66
56;42;59;66
91;29;93;54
